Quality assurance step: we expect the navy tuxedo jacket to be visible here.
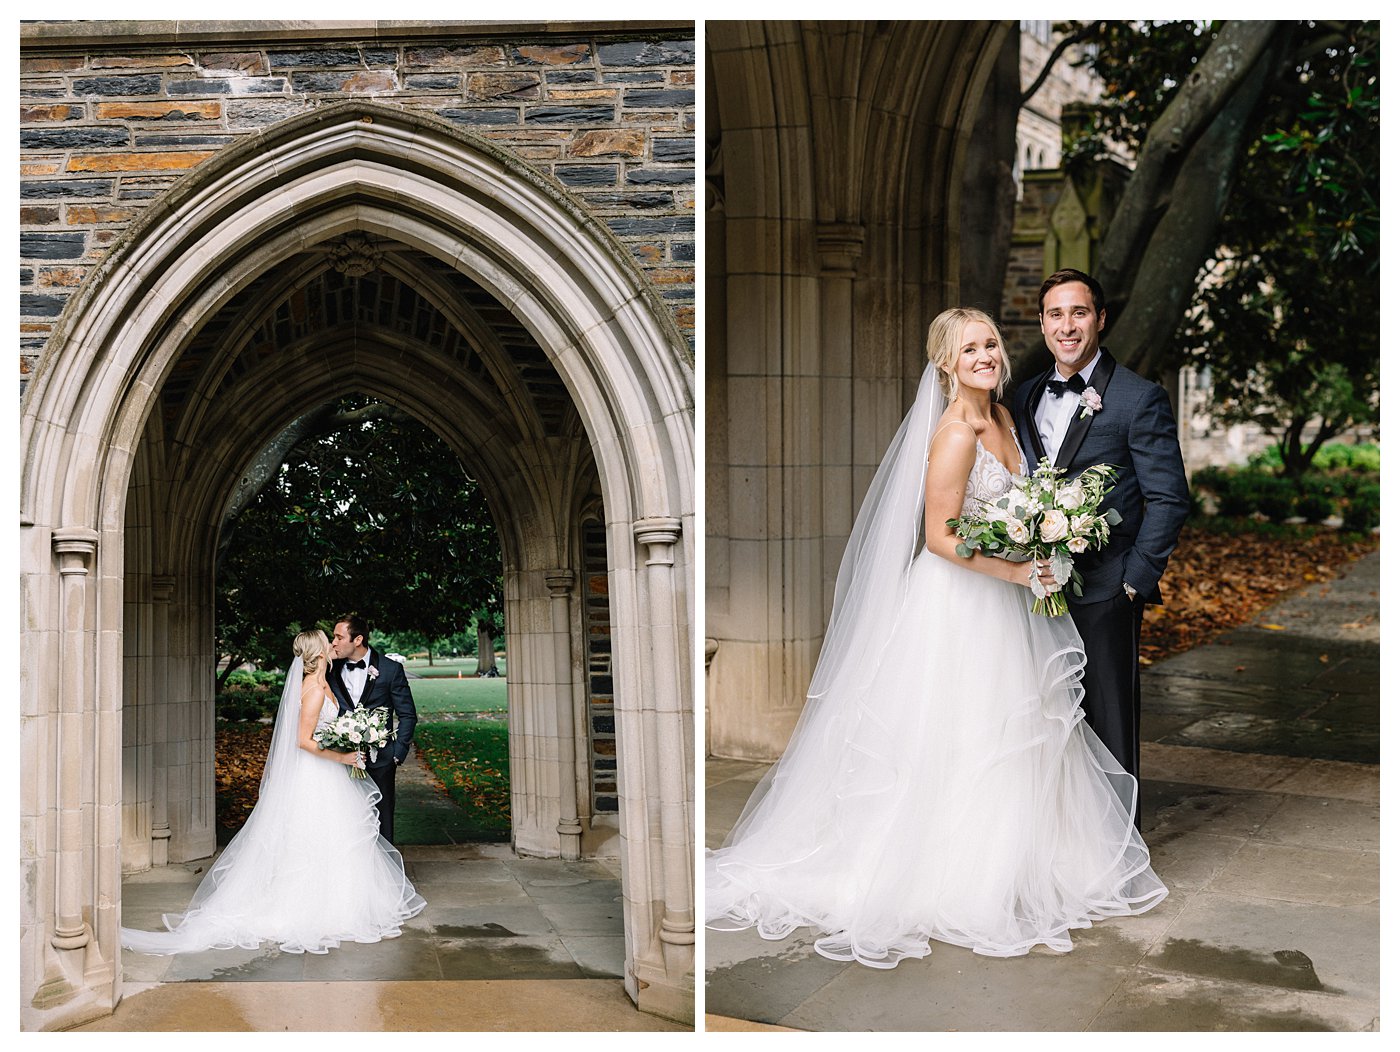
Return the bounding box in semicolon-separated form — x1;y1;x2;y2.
1012;349;1190;605
328;650;417;768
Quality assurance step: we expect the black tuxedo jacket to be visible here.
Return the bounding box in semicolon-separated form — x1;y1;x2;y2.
328;649;417;769
1012;349;1190;605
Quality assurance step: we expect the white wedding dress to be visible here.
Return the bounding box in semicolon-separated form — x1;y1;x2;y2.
706;377;1166;969
122;678;425;956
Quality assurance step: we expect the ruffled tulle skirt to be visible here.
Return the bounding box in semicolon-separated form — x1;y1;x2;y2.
706;550;1166;968
121;748;425;956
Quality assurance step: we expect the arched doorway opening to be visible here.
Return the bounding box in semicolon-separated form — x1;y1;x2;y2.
21;101;693;1028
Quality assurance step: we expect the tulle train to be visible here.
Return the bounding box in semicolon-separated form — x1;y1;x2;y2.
121;742;424;956
706;550;1166;968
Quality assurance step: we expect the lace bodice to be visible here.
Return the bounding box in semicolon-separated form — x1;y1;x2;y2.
963;439;1027;518
315;694;338;730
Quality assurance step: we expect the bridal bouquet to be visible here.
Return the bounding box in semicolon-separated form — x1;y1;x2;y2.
313;705;392;779
947;457;1122;617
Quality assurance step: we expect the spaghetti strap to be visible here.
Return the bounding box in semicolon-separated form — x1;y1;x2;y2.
931;418;976;442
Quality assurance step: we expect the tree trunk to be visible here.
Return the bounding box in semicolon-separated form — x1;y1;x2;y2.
216;655;243;691
1097;21;1286;378
426;645;434;667
959;28;1021;315
477;619;498;675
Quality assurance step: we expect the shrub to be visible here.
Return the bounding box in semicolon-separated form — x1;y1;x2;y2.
1342;483;1380;533
1293;474;1338;524
216;668;285;722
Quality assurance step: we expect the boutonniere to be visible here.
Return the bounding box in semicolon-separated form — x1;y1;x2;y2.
1078;386;1103;420
366;665;379;681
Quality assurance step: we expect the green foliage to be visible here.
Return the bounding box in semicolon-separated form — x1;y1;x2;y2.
1251;441;1380;473
216;669;285;722
1066;20;1380;472
1341;482;1380;532
217;398;504;675
414;721;510;839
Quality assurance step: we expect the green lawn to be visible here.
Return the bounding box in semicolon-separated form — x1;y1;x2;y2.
414;721;510;837
408;676;506;714
399;655;507;679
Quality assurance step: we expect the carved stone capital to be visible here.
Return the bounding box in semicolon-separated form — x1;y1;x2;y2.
632;517;682;566
544;571;575;597
52;527;99;576
816;221;866;276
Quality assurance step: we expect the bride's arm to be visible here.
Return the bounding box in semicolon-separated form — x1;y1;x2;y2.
923;421;1031;588
297;681;362;765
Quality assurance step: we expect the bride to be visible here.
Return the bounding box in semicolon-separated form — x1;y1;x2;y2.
121;629;425;956
706;308;1166;968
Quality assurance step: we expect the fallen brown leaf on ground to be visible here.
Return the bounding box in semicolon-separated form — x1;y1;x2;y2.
1140;524;1378;664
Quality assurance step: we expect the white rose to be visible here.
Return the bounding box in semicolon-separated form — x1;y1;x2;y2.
1067;536;1089;553
1007;519;1031;545
1059;481;1085;511
1071;514;1094;536
1039;509;1070;543
985;500;1012;524
349;731;362;744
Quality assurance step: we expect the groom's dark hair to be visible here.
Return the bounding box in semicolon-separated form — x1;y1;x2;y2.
1039;268;1106;316
337;614;370;649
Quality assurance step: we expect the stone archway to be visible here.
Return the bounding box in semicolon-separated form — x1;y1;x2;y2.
20;101;693;1029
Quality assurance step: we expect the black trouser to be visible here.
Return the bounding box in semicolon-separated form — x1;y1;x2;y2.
367;761;397;842
1068;591;1145;829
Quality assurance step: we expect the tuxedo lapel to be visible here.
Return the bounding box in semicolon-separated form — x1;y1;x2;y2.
1021;368;1053;465
1055;351;1118;470
328;659;350;713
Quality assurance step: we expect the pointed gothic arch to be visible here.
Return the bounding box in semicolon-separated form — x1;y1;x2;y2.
20;101;693;1028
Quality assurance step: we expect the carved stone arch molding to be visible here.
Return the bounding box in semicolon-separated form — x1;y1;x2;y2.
20;100;693;1029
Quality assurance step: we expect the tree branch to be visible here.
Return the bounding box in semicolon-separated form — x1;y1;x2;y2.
1020;22;1102;108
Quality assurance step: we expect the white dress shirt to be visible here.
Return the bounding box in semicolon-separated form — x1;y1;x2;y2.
1034;350;1101;464
343;647;373;704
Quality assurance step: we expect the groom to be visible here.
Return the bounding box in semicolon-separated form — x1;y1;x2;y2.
1012;269;1190;828
329;614;418;842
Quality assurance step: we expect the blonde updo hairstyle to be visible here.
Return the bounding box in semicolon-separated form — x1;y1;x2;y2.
293;628;331;678
926;307;1010;402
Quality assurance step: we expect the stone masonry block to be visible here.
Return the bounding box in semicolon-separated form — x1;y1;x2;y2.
580;192;673;211
605;216;692;237
465;72;541;101
602;71;664;84
21;128;129;149
524;105;615;125
626;167;694;186
90;54;193;70
167;78;232;95
35;266;84;286
226;99;308;128
404;45;507;67
66;151;215;173
512;44;590;66
439;108;520;127
20;104;81;122
405;74;461;91
198;52;268;76
19;206;60;225
268;48;361;68
623;89;694;109
20;56;84;73
21;293;68;317
67;205;139;225
363;49;398;66
652;138;693;163
546;70;598;84
290;71;397;93
20;179;115;200
96;101;221;120
597;40;694;66
567;129;645;158
553;165;618;188
73;75;163;96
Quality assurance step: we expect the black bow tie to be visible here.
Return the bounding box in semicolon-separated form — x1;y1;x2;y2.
1046;373;1087;397
345;660;366;670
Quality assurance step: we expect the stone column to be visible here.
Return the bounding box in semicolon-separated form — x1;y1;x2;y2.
51;527;98;952
545;570;583;861
631;517;694;964
149;575;175;866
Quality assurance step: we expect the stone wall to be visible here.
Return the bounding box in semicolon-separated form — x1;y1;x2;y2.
19;25;696;393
